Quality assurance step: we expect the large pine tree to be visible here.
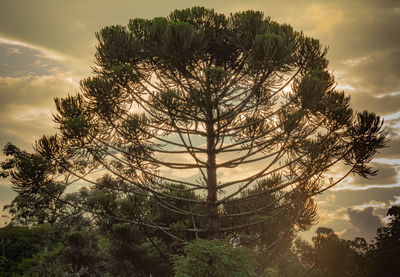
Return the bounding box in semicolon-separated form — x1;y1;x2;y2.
4;7;386;258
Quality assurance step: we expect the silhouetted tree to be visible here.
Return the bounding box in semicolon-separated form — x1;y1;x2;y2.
295;227;366;277
106;223;172;277
35;6;386;239
366;206;400;277
1;6;387;273
1;143;65;227
58;230;105;277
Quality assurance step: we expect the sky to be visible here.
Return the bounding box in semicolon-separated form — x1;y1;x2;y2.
0;0;399;241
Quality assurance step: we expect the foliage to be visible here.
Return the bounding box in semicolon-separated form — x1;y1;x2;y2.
106;223;172;277
267;250;305;277
1;143;66;226
0;225;47;275
57;229;106;277
173;239;257;277
295;227;360;276
365;206;400;277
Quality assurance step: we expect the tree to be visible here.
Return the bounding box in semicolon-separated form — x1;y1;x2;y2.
294;227;365;277
106;223;172;277
1;143;66;227
57;229;106;277
0;225;48;276
366;206;400;277
173;239;257;277
2;6;387;269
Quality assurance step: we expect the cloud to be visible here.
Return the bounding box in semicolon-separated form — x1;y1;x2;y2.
352;200;387;211
334;184;400;191
0;185;16;227
330;161;399;191
325;0;400;61
0;75;76;150
349;163;398;186
317;194;336;208
5;47;22;55
0;0;189;61
340;207;383;241
302;186;400;240
317;206;348;225
0;42;69;79
385;112;400;121
348;93;400;116
0;37;64;61
342;49;400;95
0;41;78;151
389;195;400;206
0;184;16;199
0;200;13;227
325;187;400;208
377;136;400;160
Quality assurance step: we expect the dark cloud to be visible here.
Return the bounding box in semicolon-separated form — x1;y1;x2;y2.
325;0;400;61
0;0;196;59
0;0;398;59
336;49;400;97
348;92;400;115
0;75;73;110
323;187;400;208
378;136;400;159
1;1;399;101
341;207;383;241
350;163;398;186
318;1;400;118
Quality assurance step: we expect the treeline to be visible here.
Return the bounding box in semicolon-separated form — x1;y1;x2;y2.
291;206;400;277
1;176;399;277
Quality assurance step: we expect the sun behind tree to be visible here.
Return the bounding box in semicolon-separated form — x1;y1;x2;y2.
39;5;386;239
2;6;387;273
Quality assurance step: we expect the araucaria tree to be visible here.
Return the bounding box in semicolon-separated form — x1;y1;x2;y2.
31;7;385;250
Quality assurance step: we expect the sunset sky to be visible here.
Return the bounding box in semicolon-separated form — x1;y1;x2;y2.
0;0;399;241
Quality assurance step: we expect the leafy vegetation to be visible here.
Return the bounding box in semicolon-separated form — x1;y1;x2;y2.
1;205;399;276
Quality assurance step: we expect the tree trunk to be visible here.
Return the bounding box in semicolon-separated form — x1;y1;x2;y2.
206;120;218;239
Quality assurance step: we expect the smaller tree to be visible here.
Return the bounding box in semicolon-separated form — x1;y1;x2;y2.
1;143;65;227
173;239;257;277
106;223;172;277
0;225;47;275
366;206;400;277
58;230;105;277
295;227;363;277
